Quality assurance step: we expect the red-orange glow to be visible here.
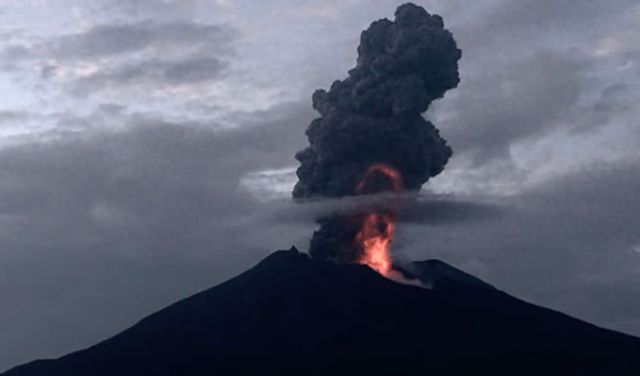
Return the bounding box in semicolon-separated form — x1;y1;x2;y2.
355;164;404;194
354;211;395;276
353;164;403;277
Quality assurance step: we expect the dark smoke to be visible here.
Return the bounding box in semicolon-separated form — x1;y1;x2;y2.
293;3;461;261
293;3;461;199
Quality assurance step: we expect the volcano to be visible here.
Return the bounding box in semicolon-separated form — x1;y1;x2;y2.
4;247;640;375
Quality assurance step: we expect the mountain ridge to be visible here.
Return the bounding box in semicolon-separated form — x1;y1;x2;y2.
5;247;640;375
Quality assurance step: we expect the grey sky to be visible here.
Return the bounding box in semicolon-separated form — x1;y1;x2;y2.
0;0;639;371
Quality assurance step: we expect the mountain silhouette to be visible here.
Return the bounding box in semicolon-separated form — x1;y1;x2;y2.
4;247;640;375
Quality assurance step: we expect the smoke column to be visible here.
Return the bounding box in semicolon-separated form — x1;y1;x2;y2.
293;3;461;270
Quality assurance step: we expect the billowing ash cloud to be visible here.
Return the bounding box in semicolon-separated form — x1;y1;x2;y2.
292;3;461;263
293;3;461;199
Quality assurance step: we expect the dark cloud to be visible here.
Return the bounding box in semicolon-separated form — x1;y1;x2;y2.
271;193;502;226
0;20;237;94
476;0;639;40
0;101;314;371
0;110;32;123
0;44;30;61
0;43;34;71
435;51;587;162
0;21;235;62
96;0;205;19
427;0;639;165
292;192;502;265
49;21;235;60
70;56;228;94
398;159;640;336
583;82;637;132
398;195;502;225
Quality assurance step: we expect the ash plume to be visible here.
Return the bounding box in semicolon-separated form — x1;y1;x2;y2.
293;3;460;199
293;3;461;263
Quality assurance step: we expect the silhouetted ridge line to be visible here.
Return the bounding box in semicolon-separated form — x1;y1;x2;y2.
5;247;640;376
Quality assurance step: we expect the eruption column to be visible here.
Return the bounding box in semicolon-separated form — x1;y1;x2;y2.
353;164;403;276
293;3;461;276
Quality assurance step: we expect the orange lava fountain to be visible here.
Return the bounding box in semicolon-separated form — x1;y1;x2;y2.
354;211;396;275
353;164;403;276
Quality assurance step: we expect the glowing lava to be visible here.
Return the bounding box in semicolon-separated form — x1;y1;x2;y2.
353;164;403;276
355;164;404;194
354;211;396;275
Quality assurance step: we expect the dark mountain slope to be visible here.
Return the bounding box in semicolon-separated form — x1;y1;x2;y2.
5;247;640;375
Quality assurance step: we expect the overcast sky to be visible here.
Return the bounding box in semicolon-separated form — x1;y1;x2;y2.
1;0;639;371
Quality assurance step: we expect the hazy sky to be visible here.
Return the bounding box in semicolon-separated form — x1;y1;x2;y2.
1;0;639;371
